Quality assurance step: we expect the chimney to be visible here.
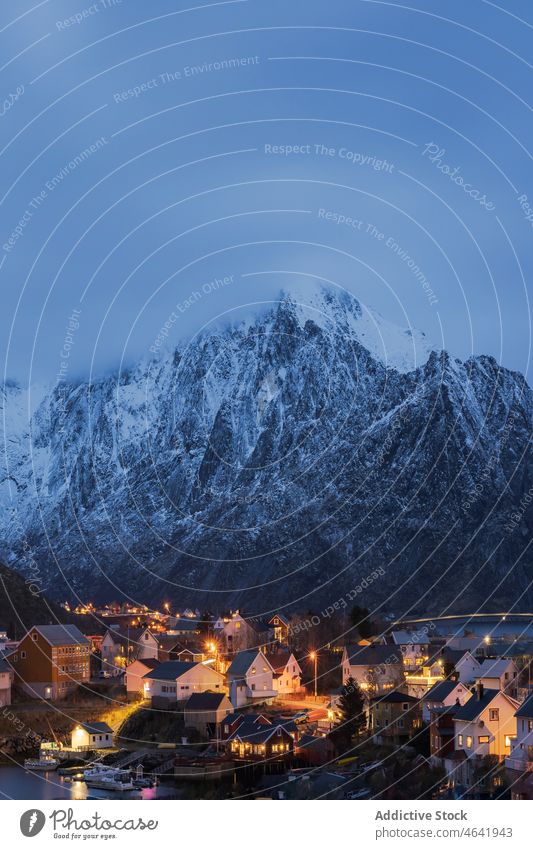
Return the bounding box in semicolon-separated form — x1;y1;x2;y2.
477;681;484;700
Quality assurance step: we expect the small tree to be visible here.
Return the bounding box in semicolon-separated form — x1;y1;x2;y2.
332;677;367;753
349;606;375;640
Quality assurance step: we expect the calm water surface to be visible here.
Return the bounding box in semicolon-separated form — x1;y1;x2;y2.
0;765;179;800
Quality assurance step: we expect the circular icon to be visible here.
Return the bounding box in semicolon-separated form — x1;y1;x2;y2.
20;810;46;837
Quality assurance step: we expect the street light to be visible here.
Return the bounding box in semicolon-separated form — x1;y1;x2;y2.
310;651;317;699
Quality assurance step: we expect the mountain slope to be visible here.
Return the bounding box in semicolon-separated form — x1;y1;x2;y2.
1;286;532;616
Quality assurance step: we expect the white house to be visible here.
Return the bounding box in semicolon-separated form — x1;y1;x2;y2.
143;660;226;705
443;649;481;684
265;650;302;695
227;649;277;707
446;684;520;786
125;658;160;697
342;644;404;695
505;689;533;776
71;722;113;751
391;631;431;672
136;629;159;660
475;658;518;697
422;679;472;722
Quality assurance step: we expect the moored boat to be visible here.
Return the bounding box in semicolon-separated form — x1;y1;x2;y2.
24;757;59;771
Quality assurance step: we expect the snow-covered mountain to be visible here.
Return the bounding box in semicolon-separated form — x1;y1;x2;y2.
1;285;532;615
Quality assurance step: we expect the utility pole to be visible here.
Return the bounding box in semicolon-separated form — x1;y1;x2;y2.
310;652;318;700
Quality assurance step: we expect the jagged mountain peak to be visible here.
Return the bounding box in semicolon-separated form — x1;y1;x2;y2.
0;288;531;614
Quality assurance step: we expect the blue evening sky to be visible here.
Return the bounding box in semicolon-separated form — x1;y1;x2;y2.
1;0;532;385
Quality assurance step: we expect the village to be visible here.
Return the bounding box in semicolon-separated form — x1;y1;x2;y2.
1;603;533;800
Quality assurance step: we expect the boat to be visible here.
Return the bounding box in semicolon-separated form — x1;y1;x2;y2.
83;764;130;780
85;775;135;791
132;777;154;788
24;757;59;771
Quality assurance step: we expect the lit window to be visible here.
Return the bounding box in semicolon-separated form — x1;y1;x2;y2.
458;734;463;746
466;736;473;748
479;735;490;744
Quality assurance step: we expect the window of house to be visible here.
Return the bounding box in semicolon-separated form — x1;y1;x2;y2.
458;734;463;746
32;633;38;641
466;736;473;748
479;735;490;743
21;651;26;659
505;735;512;747
402;703;409;711
235;622;240;629
489;709;499;722
528;721;533;733
251;684;256;691
398;719;404;728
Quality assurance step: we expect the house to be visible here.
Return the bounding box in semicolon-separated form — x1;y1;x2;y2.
446;683;520;786
0;657;12;706
125;657;160;697
222;611;274;654
295;733;337;766
143;660;226;707
100;627;155;675
136;628;159;659
166;618;201;638
226;650;277;707
174;644;205;663
268;613;290;645
429;706;460;763
71;722;113;751
369;691;421;745
9;625;90;699
505;689;533;779
226;715;293;760
444;635;487;656
183;692;233;737
404;653;445;699
422;679;472;722
440;648;480;684
220;712;271;740
213;616;226;635
475;658;518;698
264;650;302;695
341;645;404;695
391;631;431;672
156;635;181;662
